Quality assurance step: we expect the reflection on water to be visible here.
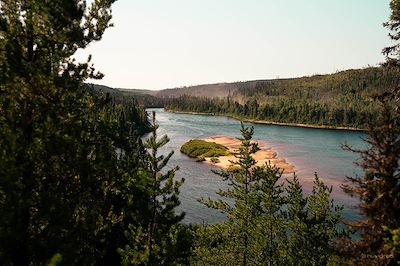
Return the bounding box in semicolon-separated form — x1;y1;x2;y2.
146;108;366;224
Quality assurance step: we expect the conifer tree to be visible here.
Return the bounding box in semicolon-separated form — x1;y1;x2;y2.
118;111;186;265
194;124;287;265
337;1;400;264
0;1;166;265
285;175;344;265
193;124;344;266
0;1;119;264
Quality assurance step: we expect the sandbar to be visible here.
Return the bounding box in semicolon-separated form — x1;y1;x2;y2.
202;135;295;174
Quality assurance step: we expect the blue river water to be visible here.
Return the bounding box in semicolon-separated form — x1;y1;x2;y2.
146;108;366;224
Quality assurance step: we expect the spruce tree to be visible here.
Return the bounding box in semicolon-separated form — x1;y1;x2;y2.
0;1;165;265
337;0;400;264
192;124;344;266
194;124;287;265
118;111;186;265
285;175;344;265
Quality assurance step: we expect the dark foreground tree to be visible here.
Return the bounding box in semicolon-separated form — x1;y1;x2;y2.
0;1;120;264
338;95;400;265
337;1;400;264
0;1;188;265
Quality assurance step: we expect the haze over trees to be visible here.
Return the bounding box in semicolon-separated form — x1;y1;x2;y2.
0;0;399;265
165;67;398;129
91;66;398;129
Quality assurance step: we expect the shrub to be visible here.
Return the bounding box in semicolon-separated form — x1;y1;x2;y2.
181;139;229;159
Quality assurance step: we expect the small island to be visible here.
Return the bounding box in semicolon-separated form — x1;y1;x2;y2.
181;135;295;174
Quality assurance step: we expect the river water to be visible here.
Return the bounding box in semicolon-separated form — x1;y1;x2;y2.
146;108;366;224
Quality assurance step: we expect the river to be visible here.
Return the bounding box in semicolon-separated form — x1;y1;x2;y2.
146;108;366;224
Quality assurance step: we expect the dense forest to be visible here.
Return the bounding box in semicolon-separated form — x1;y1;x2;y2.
90;67;398;129
0;0;399;265
166;67;398;129
87;83;167;108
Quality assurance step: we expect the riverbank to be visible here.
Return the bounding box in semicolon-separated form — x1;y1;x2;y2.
166;109;366;132
201;135;295;174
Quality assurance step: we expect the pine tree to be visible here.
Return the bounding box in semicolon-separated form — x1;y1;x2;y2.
192;124;344;265
118;111;186;265
285;175;344;265
0;1;164;265
193;124;286;265
0;1;119;264
336;1;400;264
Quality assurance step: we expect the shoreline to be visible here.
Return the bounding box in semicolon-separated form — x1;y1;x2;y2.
200;135;295;174
165;109;366;132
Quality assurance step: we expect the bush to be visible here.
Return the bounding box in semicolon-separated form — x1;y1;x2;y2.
181;139;229;159
196;156;206;162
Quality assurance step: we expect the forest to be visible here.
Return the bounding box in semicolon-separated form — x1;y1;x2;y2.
0;0;399;265
166;67;398;129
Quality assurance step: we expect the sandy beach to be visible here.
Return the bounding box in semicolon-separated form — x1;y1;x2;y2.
202;135;295;174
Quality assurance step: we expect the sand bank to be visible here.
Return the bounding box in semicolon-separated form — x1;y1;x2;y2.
202;135;295;174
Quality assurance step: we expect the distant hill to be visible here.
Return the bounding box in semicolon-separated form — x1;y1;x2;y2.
86;83;164;107
154;83;238;98
163;67;398;129
86;83;157;97
230;67;398;104
86;81;239;107
86;66;398;118
88;67;397;102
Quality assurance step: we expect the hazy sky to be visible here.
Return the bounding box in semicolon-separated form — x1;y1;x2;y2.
75;0;392;90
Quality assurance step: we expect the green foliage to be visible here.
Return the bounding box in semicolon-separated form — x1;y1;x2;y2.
285;175;345;265
165;67;397;128
0;1;190;265
118;111;188;265
383;226;400;256
192;124;344;265
87;83;168;108
383;0;400;69
191;222;237;266
338;81;400;265
0;0;122;264
195;156;206;162
335;1;400;264
180;139;230;159
48;254;63;266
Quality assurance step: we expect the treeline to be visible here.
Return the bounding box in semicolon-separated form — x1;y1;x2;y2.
87;83;168;108
1;0;399;265
166;67;397;128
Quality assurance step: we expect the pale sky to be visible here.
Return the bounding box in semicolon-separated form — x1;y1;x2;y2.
75;0;392;90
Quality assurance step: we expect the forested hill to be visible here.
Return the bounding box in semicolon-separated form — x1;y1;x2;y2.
156;82;238;98
88;67;398;129
86;83;166;107
165;67;399;129
85;82;237;105
90;67;397;103
230;67;397;105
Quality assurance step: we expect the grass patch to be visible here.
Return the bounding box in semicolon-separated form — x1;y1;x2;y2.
181;139;230;159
